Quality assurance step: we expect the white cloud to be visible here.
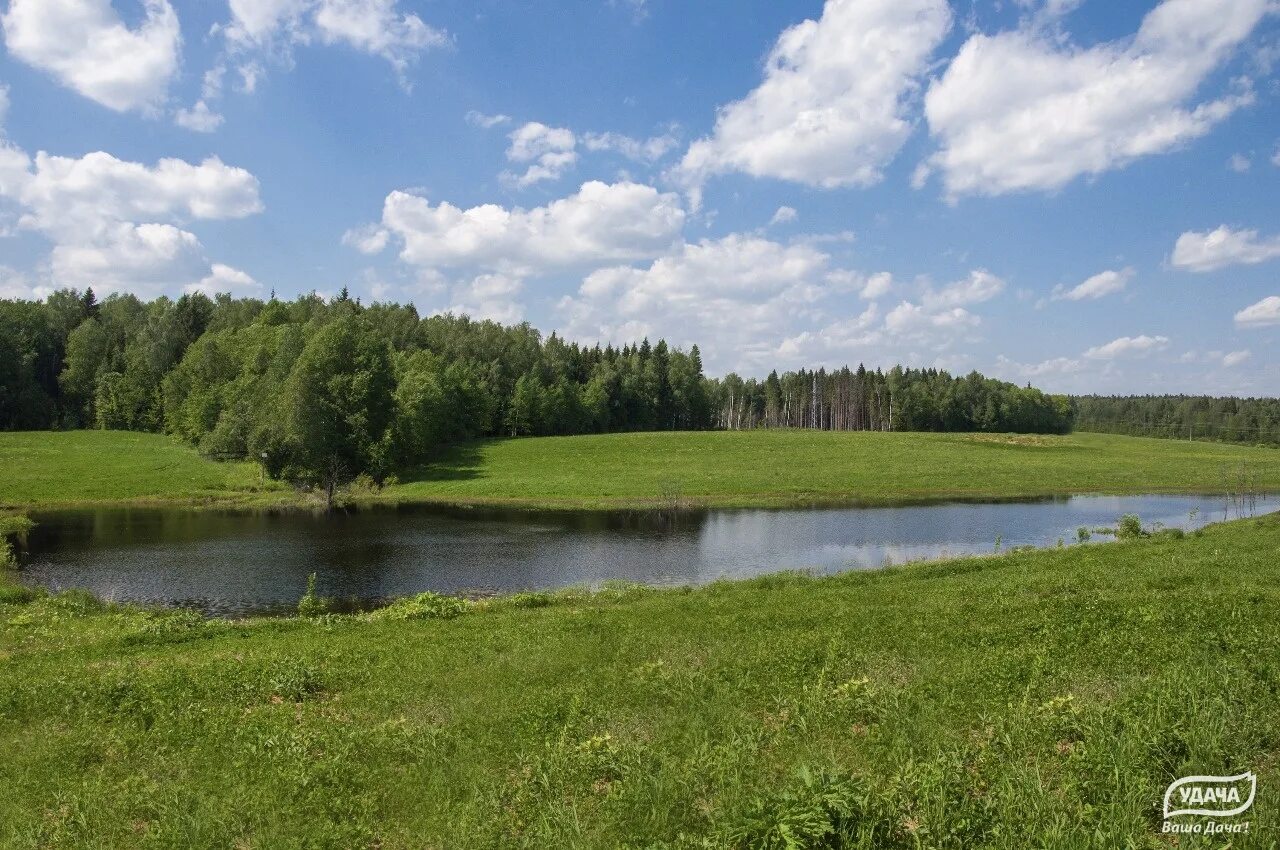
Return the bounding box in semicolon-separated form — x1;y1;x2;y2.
921;269;1005;308
995;354;1084;378
1222;349;1252;366
827;269;894;300
1;0;180;113
7;152;262;239
1083;334;1170;359
186;263;262;296
502;122;579;188
922;0;1271;198
365;180;686;276
342;223;391;255
885;300;979;334
1171;225;1280;272
858;271;893;299
1235;295;1280;326
465;110;511;129
1228;153;1252;172
174;101;225;133
1052;267;1134;301
559;234;842;372
769;206;798;226
221;0;447;92
675;0;951;202
443;273;524;324
0;144;263;295
1273;142;1280;167
558;231;995;373
582;130;680;163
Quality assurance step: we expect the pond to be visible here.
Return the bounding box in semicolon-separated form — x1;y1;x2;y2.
10;493;1277;616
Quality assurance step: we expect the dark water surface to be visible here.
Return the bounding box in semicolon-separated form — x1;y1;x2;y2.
11;493;1277;616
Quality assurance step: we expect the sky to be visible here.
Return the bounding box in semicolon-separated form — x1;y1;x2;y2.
0;0;1278;394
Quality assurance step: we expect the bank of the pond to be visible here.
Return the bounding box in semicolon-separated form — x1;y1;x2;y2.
2;514;1279;847
3;429;1279;512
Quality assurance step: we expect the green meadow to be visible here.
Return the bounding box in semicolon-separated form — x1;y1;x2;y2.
2;514;1279;847
2;429;1278;510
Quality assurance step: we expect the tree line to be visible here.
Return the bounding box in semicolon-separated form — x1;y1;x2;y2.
3;289;1080;503
1073;395;1280;446
708;366;1073;434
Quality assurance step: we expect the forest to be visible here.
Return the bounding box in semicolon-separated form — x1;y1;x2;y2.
1073;394;1280;445
0;288;1177;502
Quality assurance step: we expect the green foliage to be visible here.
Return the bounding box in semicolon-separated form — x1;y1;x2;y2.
1116;513;1146;540
284;315;396;502
1075;393;1280;445
728;768;867;849
297;572;331;618
366;591;468;621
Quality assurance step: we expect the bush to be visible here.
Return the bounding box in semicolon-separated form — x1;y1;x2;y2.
297;572;332;617
1116;514;1146;540
368;591;468;621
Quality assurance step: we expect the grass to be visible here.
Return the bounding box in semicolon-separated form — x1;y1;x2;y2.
2;514;1279;847
389;430;1280;509
0;431;288;509
2;429;1278;511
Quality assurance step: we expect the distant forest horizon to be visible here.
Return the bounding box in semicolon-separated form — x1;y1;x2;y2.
2;289;1278;495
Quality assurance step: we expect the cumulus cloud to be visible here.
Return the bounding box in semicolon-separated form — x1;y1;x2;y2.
1235;295;1280;326
355;180;686;277
502;122;579;187
769;206;798;226
921;0;1272;198
1052;268;1134;301
1083;335;1170;359
442;273;524;324
1171;225;1280;272
174;101;225;133
559;234;846;372
558;232;993;374
186;263;262;296
0;143;263;294
675;0;951;203
1;0;180;114
921;269;1005;308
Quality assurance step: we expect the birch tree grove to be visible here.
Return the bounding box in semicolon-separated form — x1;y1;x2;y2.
706;365;1073;435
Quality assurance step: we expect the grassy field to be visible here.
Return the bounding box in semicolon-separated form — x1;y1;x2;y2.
2;429;1278;510
0;431;287;509
1;514;1277;847
395;431;1280;508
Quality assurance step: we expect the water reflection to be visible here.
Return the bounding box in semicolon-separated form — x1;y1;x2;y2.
11;494;1277;616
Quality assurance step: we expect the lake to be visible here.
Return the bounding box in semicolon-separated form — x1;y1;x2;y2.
10;493;1276;616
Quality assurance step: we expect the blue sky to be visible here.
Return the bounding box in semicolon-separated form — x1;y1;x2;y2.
0;0;1278;394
